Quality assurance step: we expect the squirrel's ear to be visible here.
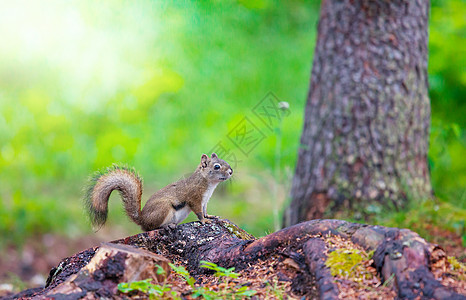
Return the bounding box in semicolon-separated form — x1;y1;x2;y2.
211;153;218;159
201;154;208;168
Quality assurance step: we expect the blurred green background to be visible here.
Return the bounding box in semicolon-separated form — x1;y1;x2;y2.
0;0;465;250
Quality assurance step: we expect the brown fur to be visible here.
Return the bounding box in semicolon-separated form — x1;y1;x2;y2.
92;169;143;224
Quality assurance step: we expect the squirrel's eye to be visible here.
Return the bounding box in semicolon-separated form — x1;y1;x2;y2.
214;163;221;170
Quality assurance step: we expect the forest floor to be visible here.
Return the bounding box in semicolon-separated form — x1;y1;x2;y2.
0;223;464;298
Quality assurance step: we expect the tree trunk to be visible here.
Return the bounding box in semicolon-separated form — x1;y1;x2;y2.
284;0;432;227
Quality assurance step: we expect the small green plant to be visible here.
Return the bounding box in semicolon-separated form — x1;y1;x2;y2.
118;261;257;299
169;263;217;298
117;264;179;299
199;260;240;279
381;273;395;288
169;262;196;288
198;260;257;299
117;278;178;299
264;278;287;299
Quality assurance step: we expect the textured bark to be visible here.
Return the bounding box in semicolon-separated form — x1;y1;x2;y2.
303;238;340;299
284;0;432;226
14;219;463;299
44;243;170;299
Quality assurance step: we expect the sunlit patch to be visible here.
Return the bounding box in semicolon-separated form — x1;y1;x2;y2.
0;0;164;107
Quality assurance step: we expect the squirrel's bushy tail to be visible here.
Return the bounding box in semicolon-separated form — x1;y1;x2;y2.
84;164;143;229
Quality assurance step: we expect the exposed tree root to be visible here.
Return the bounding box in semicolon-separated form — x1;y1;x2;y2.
12;219;464;299
303;238;340;300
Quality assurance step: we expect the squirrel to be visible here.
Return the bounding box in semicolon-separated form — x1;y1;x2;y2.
84;153;233;231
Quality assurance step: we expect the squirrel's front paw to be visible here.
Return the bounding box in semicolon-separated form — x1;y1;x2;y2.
200;218;213;224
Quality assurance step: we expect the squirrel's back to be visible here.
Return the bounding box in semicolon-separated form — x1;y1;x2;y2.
84;164;143;229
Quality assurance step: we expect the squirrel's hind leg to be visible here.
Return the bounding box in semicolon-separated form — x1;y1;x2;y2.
140;200;174;231
160;223;177;231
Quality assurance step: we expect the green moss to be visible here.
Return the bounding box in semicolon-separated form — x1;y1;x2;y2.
325;249;374;281
448;256;466;271
221;221;255;240
447;256;466;281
